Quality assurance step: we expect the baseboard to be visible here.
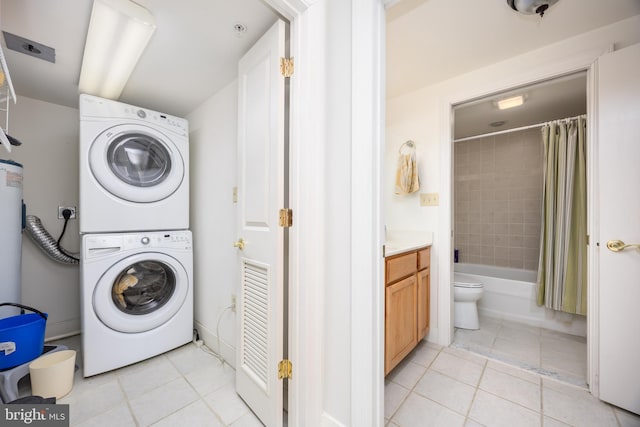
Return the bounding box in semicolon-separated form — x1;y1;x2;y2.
194;320;236;369
45;318;81;341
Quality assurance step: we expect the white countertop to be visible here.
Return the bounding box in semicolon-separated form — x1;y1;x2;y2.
384;230;433;257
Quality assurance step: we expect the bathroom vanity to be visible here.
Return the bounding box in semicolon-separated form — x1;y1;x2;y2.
384;244;431;375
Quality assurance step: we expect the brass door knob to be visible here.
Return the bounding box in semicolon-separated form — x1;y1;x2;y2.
233;238;245;250
606;239;640;252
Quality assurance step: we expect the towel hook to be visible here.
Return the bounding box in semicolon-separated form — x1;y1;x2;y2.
398;140;415;154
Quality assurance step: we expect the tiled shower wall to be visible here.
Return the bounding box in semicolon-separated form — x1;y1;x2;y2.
454;127;543;270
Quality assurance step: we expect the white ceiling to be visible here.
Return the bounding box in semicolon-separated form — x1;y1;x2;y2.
453;72;587;139
386;0;640;139
0;0;278;117
386;0;640;99
0;0;639;121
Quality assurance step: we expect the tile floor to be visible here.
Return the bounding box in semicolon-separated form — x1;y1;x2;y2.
13;331;639;427
384;340;640;427
451;315;587;387
16;335;261;427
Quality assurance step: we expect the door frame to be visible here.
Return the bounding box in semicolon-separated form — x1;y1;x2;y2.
436;46;613;397
262;1;387;425
266;0;618;423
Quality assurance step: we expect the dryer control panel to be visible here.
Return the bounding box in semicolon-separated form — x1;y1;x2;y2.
79;94;188;137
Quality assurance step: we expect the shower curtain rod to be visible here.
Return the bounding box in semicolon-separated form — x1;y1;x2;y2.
453;114;586;143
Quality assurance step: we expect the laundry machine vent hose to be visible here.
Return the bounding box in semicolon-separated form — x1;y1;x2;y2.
25;215;79;265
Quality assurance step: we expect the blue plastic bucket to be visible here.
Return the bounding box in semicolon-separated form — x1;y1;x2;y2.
0;303;47;370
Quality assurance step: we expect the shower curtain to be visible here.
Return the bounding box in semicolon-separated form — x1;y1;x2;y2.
536;116;587;315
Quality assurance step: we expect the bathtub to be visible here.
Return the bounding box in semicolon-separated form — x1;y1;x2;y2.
454;263;586;337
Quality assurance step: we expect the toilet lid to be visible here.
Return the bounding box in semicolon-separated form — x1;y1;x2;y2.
454;281;483;289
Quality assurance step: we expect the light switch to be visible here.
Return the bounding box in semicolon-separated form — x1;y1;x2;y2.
420;193;439;206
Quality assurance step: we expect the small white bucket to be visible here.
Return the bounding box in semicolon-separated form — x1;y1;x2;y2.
29;350;76;399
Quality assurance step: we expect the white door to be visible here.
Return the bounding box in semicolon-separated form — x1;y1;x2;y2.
235;20;286;427
598;42;640;415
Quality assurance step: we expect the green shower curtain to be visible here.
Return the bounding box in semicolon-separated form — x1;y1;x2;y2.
537;116;587;315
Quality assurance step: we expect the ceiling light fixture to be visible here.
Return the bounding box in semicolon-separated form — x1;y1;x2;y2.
495;95;525;110
78;0;156;99
507;0;559;17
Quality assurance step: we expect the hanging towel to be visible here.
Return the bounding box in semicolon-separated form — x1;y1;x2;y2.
395;141;420;195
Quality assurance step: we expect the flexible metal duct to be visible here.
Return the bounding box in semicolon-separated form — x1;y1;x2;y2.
25;215;79;265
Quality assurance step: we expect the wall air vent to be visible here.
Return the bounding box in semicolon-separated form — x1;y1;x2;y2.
3;32;56;63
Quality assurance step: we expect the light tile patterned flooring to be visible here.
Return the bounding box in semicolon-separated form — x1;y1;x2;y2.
451;315;588;387
15;330;640;426
385;341;640;427
17;335;260;427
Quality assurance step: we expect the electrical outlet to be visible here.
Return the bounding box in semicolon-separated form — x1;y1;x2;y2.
58;206;77;219
231;294;237;312
420;193;439;207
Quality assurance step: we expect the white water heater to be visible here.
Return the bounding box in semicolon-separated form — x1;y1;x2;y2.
0;159;22;317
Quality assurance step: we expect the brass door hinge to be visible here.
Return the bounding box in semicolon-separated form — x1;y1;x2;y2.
278;359;292;379
280;57;294;78
279;208;293;227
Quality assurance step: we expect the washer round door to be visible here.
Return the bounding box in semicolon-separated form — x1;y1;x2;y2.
89;124;185;203
93;252;189;333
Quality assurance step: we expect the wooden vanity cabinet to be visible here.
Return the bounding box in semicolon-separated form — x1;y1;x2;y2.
417;248;430;341
385;273;418;374
385;246;430;375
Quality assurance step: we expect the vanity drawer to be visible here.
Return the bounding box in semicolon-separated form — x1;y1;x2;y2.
418;247;431;270
385;252;418;284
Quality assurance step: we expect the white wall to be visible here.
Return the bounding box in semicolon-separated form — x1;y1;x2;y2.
386;15;640;345
385;100;440;229
186;80;238;366
8;95;80;339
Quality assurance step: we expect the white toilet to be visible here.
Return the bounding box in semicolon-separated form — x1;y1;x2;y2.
453;276;484;330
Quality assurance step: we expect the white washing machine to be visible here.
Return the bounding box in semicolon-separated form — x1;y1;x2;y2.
79;94;189;234
80;230;193;376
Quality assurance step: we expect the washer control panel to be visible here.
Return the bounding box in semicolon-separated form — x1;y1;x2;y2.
124;231;192;251
84;231;192;259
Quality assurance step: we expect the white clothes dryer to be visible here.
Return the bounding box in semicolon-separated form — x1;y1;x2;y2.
79;94;189;234
80;230;193;376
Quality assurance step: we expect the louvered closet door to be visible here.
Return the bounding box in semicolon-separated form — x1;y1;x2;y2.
235;19;286;427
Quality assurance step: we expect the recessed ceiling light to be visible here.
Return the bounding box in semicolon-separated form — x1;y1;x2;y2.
495;95;525;110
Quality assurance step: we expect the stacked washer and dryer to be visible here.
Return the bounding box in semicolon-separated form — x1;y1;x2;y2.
79;94;193;376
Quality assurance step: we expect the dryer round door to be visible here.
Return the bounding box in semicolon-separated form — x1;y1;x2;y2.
93;252;189;333
89;124;185;203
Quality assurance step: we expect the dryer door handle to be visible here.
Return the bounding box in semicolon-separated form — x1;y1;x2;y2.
88;247;121;256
